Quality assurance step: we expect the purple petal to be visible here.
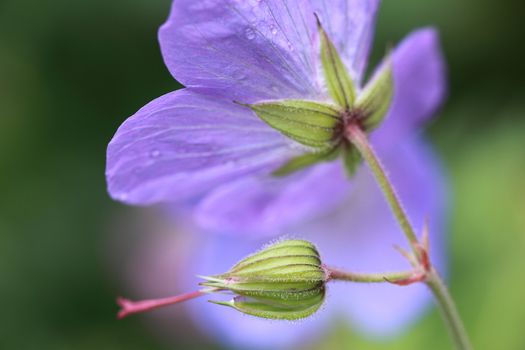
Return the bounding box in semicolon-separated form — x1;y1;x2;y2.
159;0;379;102
312;0;380;85
195;161;351;235
372;28;447;151
298;137;448;336
181;234;335;350
159;0;319;102
106;89;292;205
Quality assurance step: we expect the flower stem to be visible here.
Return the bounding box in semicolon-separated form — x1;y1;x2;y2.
427;270;473;350
345;123;472;350
117;290;205;319
325;265;416;283
345;124;419;248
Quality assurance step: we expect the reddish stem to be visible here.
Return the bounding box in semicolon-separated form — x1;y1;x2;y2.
117;290;205;319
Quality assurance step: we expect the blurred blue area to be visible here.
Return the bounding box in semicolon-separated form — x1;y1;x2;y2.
1;0;524;348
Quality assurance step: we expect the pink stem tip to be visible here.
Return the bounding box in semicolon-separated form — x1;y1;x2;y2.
117;290;205;319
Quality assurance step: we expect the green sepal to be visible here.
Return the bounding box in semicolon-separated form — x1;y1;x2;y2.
225;254;322;276
272;147;340;177
201;280;324;299
317;15;356;110
210;290;325;321
202;240;325;285
356;56;394;131
246;100;342;149
342;143;362;177
228;240;321;271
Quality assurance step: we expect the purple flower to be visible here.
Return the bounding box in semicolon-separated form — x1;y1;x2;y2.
107;0;448;348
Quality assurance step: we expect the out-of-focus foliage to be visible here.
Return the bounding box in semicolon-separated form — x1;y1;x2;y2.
1;0;524;349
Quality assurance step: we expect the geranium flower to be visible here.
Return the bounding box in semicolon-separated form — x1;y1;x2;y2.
107;0;448;348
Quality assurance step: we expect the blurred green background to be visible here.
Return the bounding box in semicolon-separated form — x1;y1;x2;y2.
1;0;524;349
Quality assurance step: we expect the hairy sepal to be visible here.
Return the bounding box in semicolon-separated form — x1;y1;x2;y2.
356;57;394;131
272;147;340;177
317;15;356;110
247;100;342;149
342;143;362;177
211;291;325;320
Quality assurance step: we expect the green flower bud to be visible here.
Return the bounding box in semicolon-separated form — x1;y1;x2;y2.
200;239;327;320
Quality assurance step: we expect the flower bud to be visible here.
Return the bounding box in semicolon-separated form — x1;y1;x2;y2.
200;239;327;320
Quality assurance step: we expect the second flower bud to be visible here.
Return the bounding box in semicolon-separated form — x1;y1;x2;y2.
200;239;327;320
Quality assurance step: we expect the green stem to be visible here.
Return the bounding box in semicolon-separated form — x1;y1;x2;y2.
345;124;419;249
326;265;415;283
345;124;472;350
427;270;473;350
